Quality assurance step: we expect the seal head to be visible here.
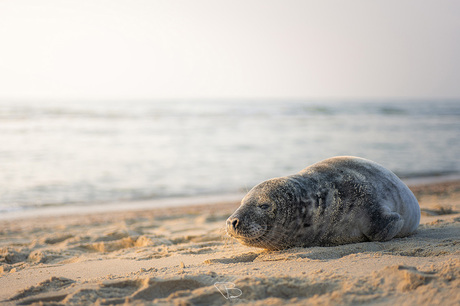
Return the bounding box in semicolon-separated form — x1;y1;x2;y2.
226;176;314;250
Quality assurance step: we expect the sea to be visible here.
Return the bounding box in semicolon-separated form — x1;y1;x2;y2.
1;99;459;216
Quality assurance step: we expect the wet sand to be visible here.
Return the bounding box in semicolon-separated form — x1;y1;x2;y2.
1;181;459;305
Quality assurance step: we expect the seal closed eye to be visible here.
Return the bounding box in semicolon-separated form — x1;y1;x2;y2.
226;156;421;250
258;204;270;210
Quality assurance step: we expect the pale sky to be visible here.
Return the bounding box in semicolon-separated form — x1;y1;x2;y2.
0;0;459;101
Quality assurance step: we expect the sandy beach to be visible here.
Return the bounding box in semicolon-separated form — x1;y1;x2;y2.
1;180;459;305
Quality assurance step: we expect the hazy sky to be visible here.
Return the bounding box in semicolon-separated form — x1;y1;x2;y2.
1;0;459;101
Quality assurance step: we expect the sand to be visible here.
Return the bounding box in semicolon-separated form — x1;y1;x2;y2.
0;181;459;305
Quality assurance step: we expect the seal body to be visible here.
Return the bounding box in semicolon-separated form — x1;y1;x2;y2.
226;156;420;250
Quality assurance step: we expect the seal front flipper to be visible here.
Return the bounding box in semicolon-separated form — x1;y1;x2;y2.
362;212;404;242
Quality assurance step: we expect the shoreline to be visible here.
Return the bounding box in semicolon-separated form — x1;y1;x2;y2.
0;193;246;221
2;173;460;221
1;179;459;305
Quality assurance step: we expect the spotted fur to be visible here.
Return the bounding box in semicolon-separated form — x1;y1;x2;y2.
226;156;421;250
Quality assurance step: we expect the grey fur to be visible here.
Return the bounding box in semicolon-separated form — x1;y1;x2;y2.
226;156;420;250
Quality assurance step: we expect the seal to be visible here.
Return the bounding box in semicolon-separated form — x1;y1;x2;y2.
226;156;420;250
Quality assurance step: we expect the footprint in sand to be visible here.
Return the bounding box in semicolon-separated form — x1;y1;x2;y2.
8;277;75;304
8;276;216;305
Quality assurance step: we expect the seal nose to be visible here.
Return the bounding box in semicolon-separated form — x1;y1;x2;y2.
227;217;240;230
